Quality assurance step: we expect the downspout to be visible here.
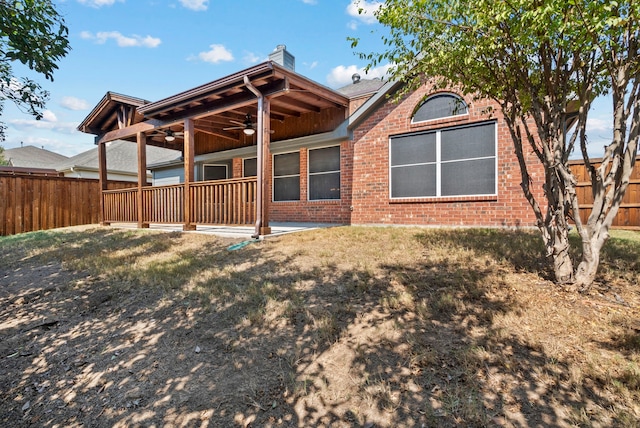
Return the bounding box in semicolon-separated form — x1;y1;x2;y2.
244;75;264;239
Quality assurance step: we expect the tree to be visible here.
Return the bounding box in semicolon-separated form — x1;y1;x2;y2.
0;144;8;165
351;0;639;290
0;0;70;141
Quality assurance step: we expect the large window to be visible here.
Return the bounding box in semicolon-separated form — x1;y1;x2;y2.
412;93;468;123
308;146;340;200
390;121;496;198
273;152;300;201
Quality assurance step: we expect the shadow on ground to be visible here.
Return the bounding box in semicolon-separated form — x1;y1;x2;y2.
0;226;637;427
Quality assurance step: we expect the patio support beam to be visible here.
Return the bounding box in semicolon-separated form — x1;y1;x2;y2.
183;118;196;231
137;132;149;229
98;140;109;226
245;76;271;237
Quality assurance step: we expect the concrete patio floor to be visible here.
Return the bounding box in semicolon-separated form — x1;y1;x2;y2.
109;222;339;239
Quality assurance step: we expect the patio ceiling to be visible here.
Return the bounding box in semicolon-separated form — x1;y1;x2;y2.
82;61;350;149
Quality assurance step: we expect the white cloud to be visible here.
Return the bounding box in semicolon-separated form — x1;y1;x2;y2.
179;0;208;11
77;0;123;7
347;20;359;30
326;63;390;87
197;44;234;64
301;0;317;4
346;0;383;25
9;112;77;134
13;136;90;157
42;110;58;122
243;51;261;64
81;31;161;48
60;96;90;111
586;117;611;133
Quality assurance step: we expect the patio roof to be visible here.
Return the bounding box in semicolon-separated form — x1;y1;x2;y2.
81;61;350;149
77;92;150;136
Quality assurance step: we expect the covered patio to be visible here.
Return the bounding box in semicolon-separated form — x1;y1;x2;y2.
78;48;349;237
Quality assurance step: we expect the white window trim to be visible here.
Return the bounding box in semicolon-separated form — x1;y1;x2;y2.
272;151;300;202
307;145;341;201
411;92;469;125
389;120;498;200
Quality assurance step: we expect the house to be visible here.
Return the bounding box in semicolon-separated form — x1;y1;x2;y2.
78;45;544;236
55;140;180;183
1;145;68;176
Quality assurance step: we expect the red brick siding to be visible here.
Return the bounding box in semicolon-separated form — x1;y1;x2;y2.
350;84;545;227
233;82;546;227
268;144;353;223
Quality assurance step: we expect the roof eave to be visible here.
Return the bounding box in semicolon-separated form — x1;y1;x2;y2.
77;91;151;134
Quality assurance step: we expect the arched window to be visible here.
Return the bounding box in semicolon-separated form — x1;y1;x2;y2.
412;93;468;123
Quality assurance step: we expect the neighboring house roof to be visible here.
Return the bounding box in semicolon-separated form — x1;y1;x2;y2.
336;74;386;98
55;140;180;176
3;145;69;169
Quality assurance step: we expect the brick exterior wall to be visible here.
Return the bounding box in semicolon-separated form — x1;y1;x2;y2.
268;146;353;224
234;82;546;227
349;83;545;227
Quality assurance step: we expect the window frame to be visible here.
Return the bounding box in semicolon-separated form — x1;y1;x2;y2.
307;145;341;201
202;163;228;181
243;157;257;177
389;120;498;200
411;92;469;125
272;151;301;202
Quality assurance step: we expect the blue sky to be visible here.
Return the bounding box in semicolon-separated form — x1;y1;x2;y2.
2;0;613;158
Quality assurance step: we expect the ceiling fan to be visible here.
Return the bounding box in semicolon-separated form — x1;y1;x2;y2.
150;129;184;142
224;113;257;135
223;113;275;136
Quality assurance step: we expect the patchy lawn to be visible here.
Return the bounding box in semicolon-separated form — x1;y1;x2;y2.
0;225;639;427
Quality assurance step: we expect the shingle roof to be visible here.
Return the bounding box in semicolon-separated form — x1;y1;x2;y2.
4;145;69;169
55;140;180;174
336;78;385;98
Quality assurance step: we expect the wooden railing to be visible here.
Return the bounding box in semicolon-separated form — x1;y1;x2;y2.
190;177;256;225
142;184;184;223
101;178;257;226
103;187;138;223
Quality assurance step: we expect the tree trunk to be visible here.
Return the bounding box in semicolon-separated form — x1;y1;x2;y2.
574;243;600;291
550;226;574;284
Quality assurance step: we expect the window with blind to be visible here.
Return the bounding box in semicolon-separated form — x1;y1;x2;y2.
390;121;497;198
243;157;257;177
203;164;228;181
412;93;468;123
273;152;300;201
308;146;340;200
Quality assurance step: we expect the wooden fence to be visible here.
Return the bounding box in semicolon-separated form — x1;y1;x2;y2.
0;173;135;236
570;156;640;229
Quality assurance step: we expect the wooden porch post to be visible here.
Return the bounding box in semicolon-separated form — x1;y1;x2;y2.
98;140;110;226
183;119;196;231
137;132;149;228
259;99;271;235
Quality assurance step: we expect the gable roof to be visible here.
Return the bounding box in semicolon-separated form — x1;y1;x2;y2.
55;140;180;175
77;92;150;136
3;145;69;169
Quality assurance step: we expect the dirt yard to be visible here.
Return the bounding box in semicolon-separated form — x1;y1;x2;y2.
1;225;639;427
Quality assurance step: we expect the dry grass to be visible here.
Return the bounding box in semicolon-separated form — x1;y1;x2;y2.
0;225;639;427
